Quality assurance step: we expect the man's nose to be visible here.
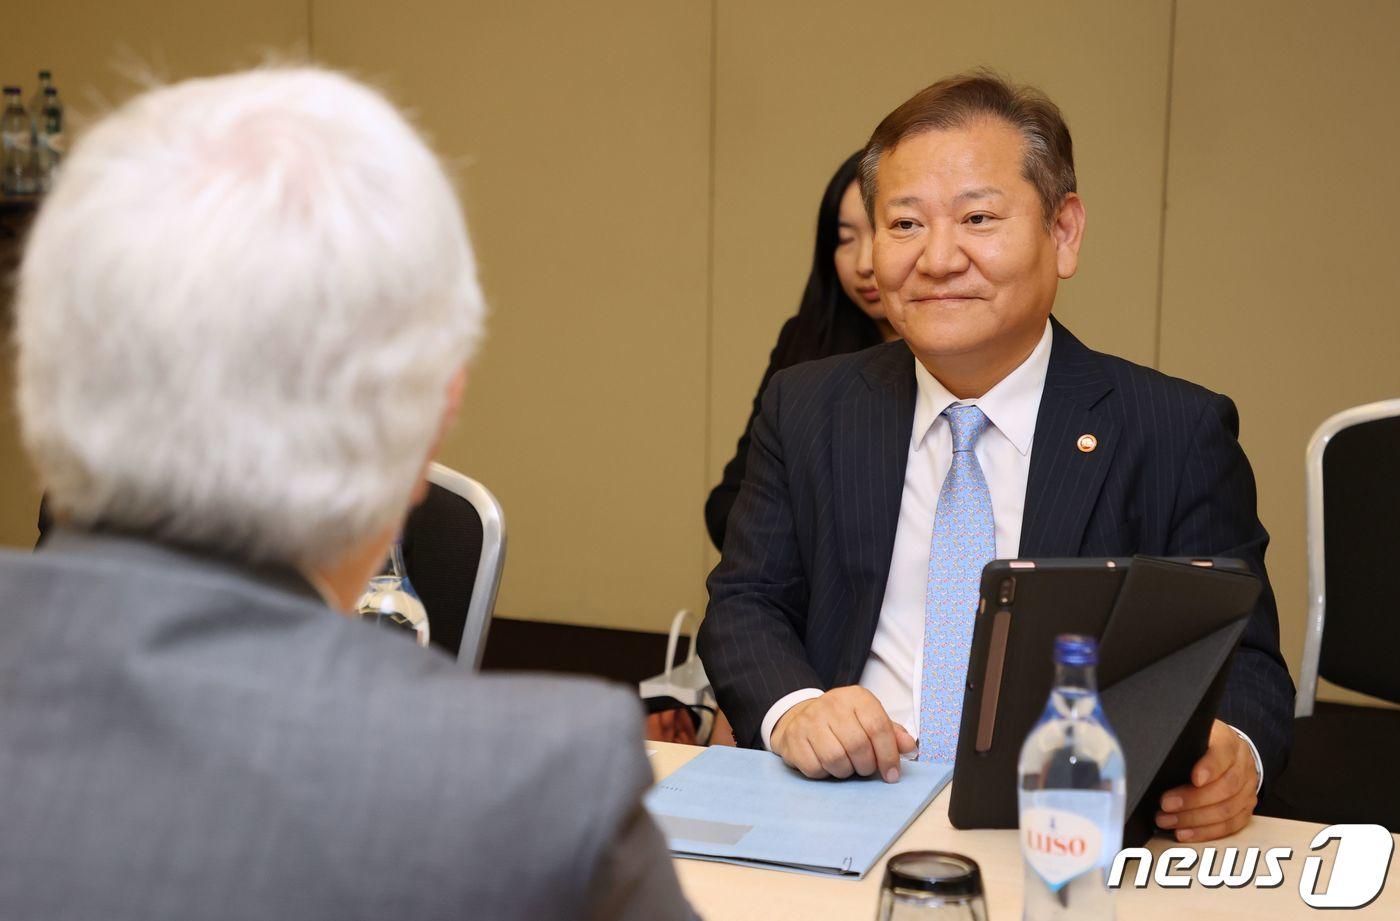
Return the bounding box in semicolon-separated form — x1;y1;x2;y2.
915;222;970;278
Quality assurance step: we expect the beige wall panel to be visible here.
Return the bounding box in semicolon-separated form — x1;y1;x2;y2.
314;1;713;631
0;343;41;550
1160;0;1400;700
1;1;309;551
3;1;308;117
708;0;1174;505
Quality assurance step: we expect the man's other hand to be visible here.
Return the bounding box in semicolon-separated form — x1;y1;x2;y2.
770;686;916;783
1155;719;1259;841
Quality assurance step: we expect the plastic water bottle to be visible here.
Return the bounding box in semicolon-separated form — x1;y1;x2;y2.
34;86;64;192
1018;635;1126;920
2;87;32;195
26;70;54;135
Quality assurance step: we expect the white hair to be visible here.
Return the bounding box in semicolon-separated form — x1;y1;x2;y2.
15;67;484;567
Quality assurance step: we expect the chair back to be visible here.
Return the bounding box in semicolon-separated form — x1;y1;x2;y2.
401;463;505;670
1297;399;1400;715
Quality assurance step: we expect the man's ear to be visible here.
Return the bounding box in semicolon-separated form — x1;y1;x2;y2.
1052;193;1086;280
440;367;468;425
409;367;468;507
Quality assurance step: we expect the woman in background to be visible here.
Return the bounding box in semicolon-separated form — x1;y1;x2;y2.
704;149;899;550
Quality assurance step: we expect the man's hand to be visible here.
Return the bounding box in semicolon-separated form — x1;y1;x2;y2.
770;686;916;783
1155;719;1259;841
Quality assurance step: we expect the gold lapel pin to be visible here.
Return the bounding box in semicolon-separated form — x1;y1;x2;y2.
1077;433;1098;453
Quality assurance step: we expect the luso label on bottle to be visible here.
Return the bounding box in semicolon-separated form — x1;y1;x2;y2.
1020;790;1117;891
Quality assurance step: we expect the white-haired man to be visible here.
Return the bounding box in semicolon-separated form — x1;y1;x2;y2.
0;69;694;921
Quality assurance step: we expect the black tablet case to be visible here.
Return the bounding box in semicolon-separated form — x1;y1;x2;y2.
946;556;1260;846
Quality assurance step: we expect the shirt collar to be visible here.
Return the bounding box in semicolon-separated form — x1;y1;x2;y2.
910;319;1053;456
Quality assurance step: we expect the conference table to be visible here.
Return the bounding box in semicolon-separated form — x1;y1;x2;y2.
648;742;1400;919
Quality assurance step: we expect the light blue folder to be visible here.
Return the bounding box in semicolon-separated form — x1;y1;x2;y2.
645;746;953;879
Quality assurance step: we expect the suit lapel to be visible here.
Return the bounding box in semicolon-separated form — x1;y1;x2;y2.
831;342;916;683
1020;319;1120;557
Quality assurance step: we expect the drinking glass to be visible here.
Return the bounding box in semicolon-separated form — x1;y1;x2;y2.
355;574;430;647
876;851;988;920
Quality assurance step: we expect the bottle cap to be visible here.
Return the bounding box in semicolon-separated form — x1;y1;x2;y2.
39;70;51;79
883;851;984;898
43;88;56;96
1054;633;1098;666
3;87;19;95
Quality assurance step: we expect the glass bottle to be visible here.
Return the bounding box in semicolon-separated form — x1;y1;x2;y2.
1017;634;1126;920
34;86;64;192
2;87;31;195
26;70;53;135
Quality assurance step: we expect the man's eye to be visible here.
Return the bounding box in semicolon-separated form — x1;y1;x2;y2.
893;220;917;231
968;213;994;225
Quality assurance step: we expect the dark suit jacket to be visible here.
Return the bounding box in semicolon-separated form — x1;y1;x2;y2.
699;318;1294;788
0;530;695;921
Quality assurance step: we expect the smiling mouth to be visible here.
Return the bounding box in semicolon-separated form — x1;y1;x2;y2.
910;294;985;302
857;287;881;302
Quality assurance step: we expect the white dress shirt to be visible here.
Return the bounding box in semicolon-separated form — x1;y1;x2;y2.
856;320;1051;736
758;319;1263;790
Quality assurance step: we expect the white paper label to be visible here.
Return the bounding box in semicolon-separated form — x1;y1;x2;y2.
1021;796;1109;890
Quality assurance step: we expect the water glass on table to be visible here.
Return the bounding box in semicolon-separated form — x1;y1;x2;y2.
355;574;429;647
876;851;988;920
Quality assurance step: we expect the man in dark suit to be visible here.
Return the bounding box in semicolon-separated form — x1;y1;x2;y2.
0;68;693;920
700;72;1293;844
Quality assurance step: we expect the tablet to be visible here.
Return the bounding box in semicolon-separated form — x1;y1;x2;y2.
946;556;1260;846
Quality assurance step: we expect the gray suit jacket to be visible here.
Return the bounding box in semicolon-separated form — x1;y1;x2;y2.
0;530;695;921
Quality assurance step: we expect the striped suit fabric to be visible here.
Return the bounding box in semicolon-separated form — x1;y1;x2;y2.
699;317;1294;789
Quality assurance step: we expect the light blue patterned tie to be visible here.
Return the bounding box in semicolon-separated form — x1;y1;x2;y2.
918;404;996;763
